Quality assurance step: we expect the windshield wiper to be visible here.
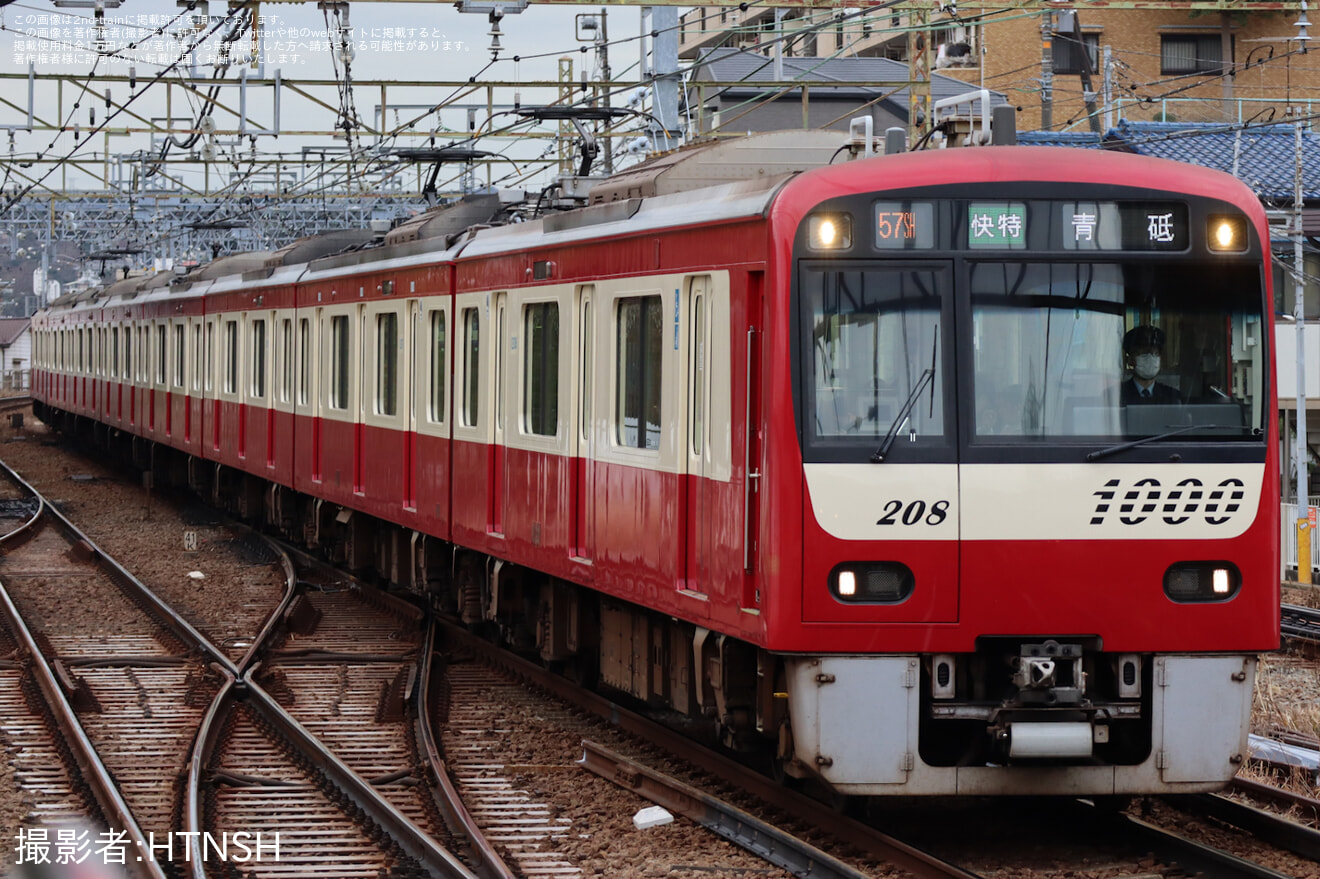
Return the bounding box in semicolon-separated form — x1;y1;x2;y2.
1085;424;1240;462
871;368;934;463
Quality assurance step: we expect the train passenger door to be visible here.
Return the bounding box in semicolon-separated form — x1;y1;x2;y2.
406;299;420;510
572;285;594;561
490;292;507;536
684;277;712;595
355;304;366;494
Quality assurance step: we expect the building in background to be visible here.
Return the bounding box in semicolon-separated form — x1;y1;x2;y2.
678;6;1315;132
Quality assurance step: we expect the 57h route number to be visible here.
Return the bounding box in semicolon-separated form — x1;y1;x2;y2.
877;499;950;526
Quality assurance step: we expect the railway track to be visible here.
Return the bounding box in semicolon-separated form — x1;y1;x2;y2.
0;462;486;878
438;617;1320;879
0;466;218;874
1281;602;1320;644
3;430;1317;878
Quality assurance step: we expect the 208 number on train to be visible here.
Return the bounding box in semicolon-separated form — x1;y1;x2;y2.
877;499;950;526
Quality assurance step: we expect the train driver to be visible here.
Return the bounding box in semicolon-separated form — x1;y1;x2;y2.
1120;325;1182;405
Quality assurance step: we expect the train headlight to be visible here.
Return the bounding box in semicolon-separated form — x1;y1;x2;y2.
1163;562;1241;602
808;213;852;251
829;562;914;604
1207;215;1248;252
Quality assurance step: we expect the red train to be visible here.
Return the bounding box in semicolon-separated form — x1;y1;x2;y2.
33;132;1279;797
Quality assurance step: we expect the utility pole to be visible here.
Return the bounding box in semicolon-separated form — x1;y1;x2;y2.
1294;1;1312;584
1062;10;1100;134
598;9;613;174
1039;9;1054;130
1102;45;1113;132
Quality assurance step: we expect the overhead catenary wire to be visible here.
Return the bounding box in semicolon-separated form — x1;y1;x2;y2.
0;4;245;215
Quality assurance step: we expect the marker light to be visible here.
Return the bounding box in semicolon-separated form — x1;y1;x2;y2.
1207;215;1248;252
838;570;857;596
829;562;914;604
808;213;852;250
1163;562;1241;602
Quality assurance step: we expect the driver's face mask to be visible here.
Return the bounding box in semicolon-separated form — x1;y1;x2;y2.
1133;353;1161;381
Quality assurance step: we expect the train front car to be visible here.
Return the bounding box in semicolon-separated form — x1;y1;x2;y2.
766;147;1278;797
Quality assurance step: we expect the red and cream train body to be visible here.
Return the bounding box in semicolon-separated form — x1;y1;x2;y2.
33;138;1280;797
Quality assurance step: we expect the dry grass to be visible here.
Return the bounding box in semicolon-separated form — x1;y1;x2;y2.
1253;653;1320;740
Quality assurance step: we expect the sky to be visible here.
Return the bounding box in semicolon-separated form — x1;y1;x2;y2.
0;0;652;193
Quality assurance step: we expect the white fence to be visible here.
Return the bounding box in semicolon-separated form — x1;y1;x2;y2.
1282;502;1320;579
0;369;29;393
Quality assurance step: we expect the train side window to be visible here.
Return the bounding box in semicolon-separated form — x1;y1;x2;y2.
174;324;185;389
429;310;446;423
376;311;398;416
580;298;592;443
156;324;166;384
205;323;214;393
615;295;663;450
251;319;266;399
123;329;131;381
224;320;239;394
691;292;705;456
192;325;203;392
280;319;293;403
298;318;310;405
523;302;559;437
111;328;119;377
329;314;349;410
461;307;479;427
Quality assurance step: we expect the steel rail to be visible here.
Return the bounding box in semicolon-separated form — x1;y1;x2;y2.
0;460;243;677
416;617;519;879
245;538;508;878
238;675;481;877
0;577;168;879
437;618;983;879
184;667;240;879
1080;799;1297;879
228;523;298;675
1172;789;1320;861
1281;603;1320;643
581;739;875;879
1231;776;1320;826
0;460;478;877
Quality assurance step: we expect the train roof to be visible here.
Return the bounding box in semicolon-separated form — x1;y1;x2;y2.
587;129;851;204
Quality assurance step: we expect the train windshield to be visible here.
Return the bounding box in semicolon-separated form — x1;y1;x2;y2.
970;260;1266;442
804;265;949;444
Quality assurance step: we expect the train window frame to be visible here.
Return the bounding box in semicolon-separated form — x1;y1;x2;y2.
580;289;593;445
428;309;446;425
279;318;293;404
250;318;267;400
174;323;185;390
615;294;664;452
462;306;480;428
298;318;311;406
156;324;167;386
329;314;350;411
690;288;706;457
122;326;131;381
223;319;239;396
204;321;215;394
192;323;203;393
375;309;399;417
522;300;560;438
